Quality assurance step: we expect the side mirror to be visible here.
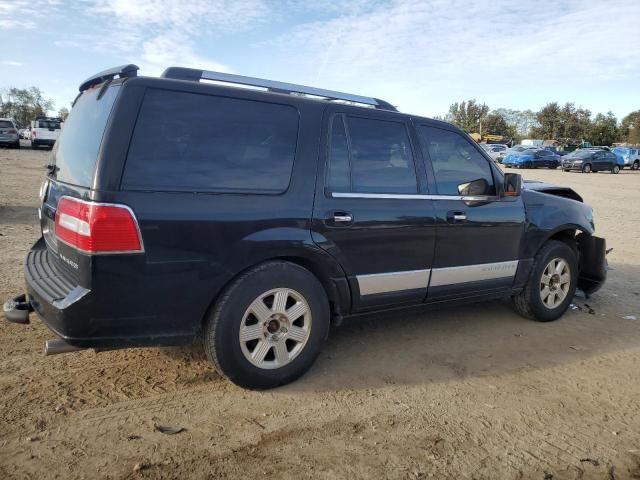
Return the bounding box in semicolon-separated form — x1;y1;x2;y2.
503;172;522;197
458;178;489;196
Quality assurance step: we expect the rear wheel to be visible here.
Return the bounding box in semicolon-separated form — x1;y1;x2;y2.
203;261;330;389
582;163;592;173
512;240;577;322
612;164;620;174
633;160;639;170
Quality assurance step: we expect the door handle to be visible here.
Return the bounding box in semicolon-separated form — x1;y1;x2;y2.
447;211;466;223
333;213;353;223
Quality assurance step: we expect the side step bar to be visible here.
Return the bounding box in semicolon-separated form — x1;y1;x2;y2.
44;338;85;356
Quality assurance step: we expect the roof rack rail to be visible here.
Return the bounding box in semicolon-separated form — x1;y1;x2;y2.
79;64;139;92
161;67;397;111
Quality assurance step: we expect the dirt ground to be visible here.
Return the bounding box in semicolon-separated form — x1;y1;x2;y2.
1;143;639;480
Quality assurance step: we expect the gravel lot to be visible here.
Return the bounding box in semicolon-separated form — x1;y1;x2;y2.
1;143;639;479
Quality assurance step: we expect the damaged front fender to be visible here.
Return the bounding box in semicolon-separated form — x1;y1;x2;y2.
577;234;607;296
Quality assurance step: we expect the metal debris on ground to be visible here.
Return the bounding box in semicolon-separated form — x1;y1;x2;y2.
153;424;185;435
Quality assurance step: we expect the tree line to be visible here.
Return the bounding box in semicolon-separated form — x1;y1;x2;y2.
443;100;640;145
0;87;69;129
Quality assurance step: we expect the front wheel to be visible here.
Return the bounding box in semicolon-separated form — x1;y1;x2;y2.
632;160;639;170
512;240;577;322
203;261;330;389
582;163;592;173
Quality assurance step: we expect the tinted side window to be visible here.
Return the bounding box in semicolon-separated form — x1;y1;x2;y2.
327;115;350;192
345;116;417;194
418;126;495;196
123;90;298;193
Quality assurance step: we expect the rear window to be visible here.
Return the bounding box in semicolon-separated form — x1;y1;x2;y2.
0;120;13;128
37;120;61;129
53;85;120;187
122;90;299;194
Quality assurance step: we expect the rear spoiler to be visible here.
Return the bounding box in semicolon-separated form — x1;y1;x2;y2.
78;64;139;92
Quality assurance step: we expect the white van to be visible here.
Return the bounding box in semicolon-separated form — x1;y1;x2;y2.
30;117;62;149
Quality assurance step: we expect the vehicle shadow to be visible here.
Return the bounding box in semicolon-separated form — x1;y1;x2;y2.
284;261;640;393
0;205;40;225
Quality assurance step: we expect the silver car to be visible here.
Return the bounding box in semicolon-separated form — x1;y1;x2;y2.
481;143;509;161
0;118;20;148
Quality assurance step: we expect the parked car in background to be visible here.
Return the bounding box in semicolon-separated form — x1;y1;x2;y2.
562;149;620;173
496;144;532;163
503;148;560;169
19;129;29;139
544;146;570;156
612;146;640;170
30;117;62;149
481;143;508;161
520;139;544;148
0;118;20;148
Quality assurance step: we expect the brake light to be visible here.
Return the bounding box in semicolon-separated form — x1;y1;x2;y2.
55;196;143;254
8;129;17;134
32;130;36;137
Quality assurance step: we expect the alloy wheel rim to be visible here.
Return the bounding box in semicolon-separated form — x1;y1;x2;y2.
239;288;312;370
540;258;571;309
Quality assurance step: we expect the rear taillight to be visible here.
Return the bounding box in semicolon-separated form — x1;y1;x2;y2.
55;196;143;254
32;130;36;137
8;129;17;134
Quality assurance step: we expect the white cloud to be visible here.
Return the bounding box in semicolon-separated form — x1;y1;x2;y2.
139;31;231;76
1;60;24;66
268;0;640;116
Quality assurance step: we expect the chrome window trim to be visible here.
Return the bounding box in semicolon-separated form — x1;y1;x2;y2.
332;192;497;202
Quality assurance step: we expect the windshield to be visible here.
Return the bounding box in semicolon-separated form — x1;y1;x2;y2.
52;85;120;187
567;150;592;158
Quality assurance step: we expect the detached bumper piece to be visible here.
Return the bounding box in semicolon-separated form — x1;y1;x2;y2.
578;235;607;296
3;293;33;324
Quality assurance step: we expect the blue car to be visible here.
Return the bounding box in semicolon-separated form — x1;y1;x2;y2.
503;148;560;169
612;146;640;170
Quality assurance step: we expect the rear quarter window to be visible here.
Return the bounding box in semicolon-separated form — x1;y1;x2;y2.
122;89;299;194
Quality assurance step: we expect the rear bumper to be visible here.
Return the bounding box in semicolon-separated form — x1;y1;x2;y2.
32;139;56;146
18;238;193;349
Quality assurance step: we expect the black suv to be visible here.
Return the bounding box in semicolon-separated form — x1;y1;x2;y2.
4;65;607;389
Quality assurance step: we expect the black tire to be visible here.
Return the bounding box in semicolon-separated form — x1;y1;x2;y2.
511;240;578;322
30;141;37;150
12;141;20;149
582;163;592;173
612;164;620;174
632;160;639;170
203;261;330;389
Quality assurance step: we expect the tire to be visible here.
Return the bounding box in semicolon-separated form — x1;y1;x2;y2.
511;240;578;322
612;164;620;174
30;141;37;150
12;141;20;149
203;261;330;389
582;163;592;173
633;160;639;170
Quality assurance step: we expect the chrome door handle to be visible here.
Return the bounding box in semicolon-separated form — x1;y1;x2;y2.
334;213;353;223
453;214;466;221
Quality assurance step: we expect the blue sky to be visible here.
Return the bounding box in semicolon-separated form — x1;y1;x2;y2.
1;0;639;119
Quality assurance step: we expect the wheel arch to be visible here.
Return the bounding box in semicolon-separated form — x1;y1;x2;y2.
199;252;352;332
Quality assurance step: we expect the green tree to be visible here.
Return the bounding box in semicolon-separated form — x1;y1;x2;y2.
445;99;489;133
58;107;69;121
531;102;562;139
619;110;640;143
586;112;618;146
0;87;54;128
